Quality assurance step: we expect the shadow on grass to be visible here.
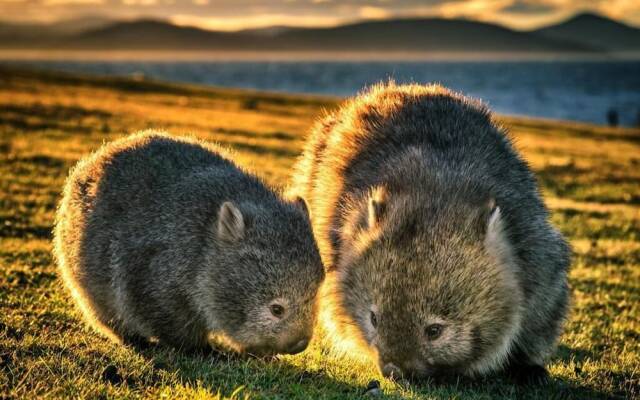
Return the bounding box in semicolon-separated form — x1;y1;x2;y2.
0;216;51;239
571;277;640;298
214;127;299;143
1;103;112;120
380;344;626;400
3;154;68;170
105;342;628;399
536;162;640;205
552;211;639;241
2;306;629;399
218;140;299;158
0;103;112;134
404;371;622;400
586;253;638;267
507;118;640;144
555;344;596;364
0;114;82;134
123;345;363;398
548;345;632;400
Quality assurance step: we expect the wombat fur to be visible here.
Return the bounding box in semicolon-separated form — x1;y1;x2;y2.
289;83;570;381
54;131;324;356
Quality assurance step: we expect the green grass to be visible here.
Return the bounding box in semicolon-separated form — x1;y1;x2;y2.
1;67;639;399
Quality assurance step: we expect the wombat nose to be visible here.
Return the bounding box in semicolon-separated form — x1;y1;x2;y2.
381;363;403;380
286;338;309;355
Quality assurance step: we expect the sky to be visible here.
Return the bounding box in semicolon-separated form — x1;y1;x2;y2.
0;0;639;31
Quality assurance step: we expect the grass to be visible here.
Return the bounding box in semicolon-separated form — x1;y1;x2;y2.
0;66;639;399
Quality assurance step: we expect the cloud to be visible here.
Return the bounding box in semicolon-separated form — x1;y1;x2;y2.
501;0;555;14
171;12;344;30
120;0;157;5
0;0;638;29
358;6;391;19
43;0;104;4
436;0;511;18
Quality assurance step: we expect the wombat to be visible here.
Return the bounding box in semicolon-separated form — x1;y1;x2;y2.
289;83;570;381
54;131;324;356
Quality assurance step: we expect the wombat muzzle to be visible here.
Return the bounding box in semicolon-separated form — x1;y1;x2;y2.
285;338;309;355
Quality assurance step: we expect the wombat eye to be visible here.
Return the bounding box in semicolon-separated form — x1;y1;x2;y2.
425;324;443;340
270;304;285;318
370;311;378;328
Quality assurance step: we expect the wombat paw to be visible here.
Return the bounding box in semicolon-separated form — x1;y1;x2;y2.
122;334;153;350
506;363;549;386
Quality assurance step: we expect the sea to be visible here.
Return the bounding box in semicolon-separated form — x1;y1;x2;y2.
3;57;640;127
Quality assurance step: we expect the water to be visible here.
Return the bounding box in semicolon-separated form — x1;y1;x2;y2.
3;59;640;126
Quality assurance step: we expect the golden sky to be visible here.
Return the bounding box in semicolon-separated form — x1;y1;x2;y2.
0;0;639;30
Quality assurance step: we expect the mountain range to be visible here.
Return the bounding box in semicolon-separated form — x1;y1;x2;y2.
532;13;640;52
0;12;638;53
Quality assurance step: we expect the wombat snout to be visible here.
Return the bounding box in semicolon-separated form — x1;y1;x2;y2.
379;358;434;380
284;338;309;355
381;362;403;379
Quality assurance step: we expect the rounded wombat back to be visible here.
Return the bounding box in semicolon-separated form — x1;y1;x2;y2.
55;131;325;354
289;83;570;380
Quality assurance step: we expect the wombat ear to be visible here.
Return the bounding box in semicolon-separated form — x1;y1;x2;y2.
217;201;245;242
367;187;388;229
485;199;514;263
294;196;310;217
485;198;502;237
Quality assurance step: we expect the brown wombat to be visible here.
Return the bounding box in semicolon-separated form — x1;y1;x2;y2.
54;131;324;356
289;83;570;382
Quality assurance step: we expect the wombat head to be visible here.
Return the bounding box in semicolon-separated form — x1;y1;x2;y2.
200;198;324;356
325;186;523;378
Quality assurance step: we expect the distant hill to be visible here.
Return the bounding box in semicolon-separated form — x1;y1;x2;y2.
64;18;597;52
63;19;256;50
1;14;634;53
0;16;113;45
267;18;593;52
238;25;298;37
534;12;640;51
43;16;115;36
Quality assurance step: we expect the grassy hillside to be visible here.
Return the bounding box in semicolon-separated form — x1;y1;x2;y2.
0;67;638;399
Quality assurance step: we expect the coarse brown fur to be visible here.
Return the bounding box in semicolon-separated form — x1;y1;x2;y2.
54;131;324;356
289;83;571;381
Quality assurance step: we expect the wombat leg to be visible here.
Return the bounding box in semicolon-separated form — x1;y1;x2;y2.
504;360;549;386
121;333;155;351
174;342;235;361
180;345;218;357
